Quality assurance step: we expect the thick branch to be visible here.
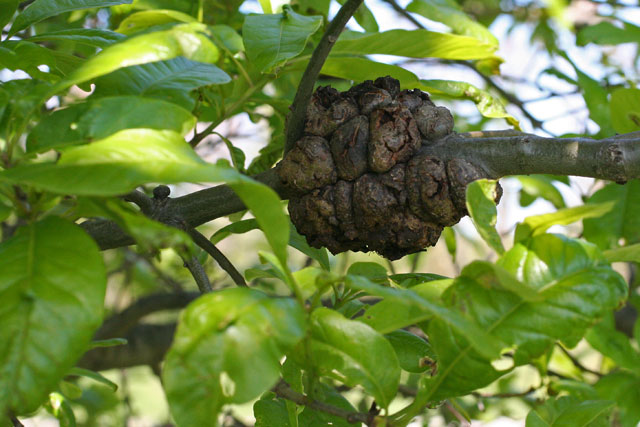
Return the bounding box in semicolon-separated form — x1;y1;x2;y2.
284;0;364;153
428;131;640;182
82;131;640;252
95;292;199;339
79;324;176;371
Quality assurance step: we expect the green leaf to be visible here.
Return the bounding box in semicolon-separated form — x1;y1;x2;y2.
28;29;125;48
116;9;197;34
211;218;259;243
389;273;449;287
243;6;322;72
583;181;640;249
406;0;498;45
316;58;518;125
319;56;424;88
214;131;246;172
308;308;400;409
424;234;627;400
347;262;388;285
67;368;118;392
603;243;640;263
466;179;504;254
518;175;566;209
76;198;195;253
254;396;291;427
27;96;196;153
332;29;498;60
595;372;640;427
289;222;330;271
92;57;230;110
0;217;106;415
0;41;58;81
586;315;640;375
50;23;221;94
526;397;614;427
48;392;76;427
209;25;244;54
227;184;289;267
77;96;195;137
163;288;306;427
9;0;133;37
25;104;88;152
566;57;614;136
515;202;615;243
258;0;272;14
577;21;640;46
298;382;357;426
0;0;19;30
347;275;503;360
2;129;232;195
385;330;435;374
610;88;640;134
442;227;457;260
420;79;520;128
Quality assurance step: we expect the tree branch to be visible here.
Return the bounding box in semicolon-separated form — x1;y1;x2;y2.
273;380;376;425
95;292;199;339
79;324;177;371
188;228;247;287
284;0;364;153
82;131;640;253
182;253;213;293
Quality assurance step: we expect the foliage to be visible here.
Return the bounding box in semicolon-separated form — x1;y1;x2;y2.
0;0;639;426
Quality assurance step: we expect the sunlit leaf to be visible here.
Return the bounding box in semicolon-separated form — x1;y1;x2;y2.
116;9;196;34
93;56;230;110
243;5;322;71
308;308;400;408
9;0;133;37
28;28;125;48
163;288;306;426
466;179;504;254
526;396;614;427
517;175;566;209
50;23;221;94
406;0;497;45
332;29;498;60
0;217;106;415
515;202;615;243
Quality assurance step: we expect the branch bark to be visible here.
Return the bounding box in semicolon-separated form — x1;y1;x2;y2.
82;130;640;251
284;0;365;153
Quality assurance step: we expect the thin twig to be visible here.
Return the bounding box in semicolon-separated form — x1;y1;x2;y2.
10;416;24;427
273;380;376;425
445;401;470;427
558;345;602;377
188;228;247;287
284;0;364;154
123;190;153;214
381;0;424;27
473;386;537;399
182;254;213;293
